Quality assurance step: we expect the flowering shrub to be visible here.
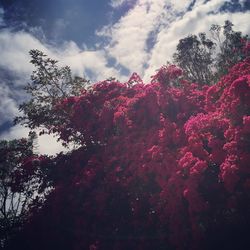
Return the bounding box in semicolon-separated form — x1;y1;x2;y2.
7;60;250;250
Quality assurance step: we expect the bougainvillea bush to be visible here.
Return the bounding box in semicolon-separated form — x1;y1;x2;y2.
6;57;250;250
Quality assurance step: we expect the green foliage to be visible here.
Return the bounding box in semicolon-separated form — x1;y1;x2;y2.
173;32;215;85
14;50;89;134
211;20;248;77
173;20;249;85
0;132;35;248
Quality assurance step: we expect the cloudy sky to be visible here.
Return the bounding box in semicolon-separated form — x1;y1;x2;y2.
0;0;250;155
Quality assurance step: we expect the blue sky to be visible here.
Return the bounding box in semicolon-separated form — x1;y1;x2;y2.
1;0;130;45
0;0;250;154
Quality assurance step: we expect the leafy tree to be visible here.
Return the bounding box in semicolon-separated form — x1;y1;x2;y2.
173;33;215;85
0;132;36;248
0;132;55;249
173;20;250;85
211;20;249;77
14;50;89;146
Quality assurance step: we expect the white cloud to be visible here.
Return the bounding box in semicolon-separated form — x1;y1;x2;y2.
168;0;194;12
0;125;29;141
110;0;138;9
37;133;68;155
100;0;183;76
0;84;19;126
0;125;68;155
1;0;250;155
110;0;128;8
0;30;52;77
57;43;124;81
0;29;123;84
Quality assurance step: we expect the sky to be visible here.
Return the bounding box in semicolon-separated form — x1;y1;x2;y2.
0;0;250;155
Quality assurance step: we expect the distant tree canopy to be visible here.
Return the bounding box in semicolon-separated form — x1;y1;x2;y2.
173;20;250;85
1;21;250;250
0;132;36;247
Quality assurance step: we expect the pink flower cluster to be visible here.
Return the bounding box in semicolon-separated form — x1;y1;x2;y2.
14;59;250;250
151;65;183;85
